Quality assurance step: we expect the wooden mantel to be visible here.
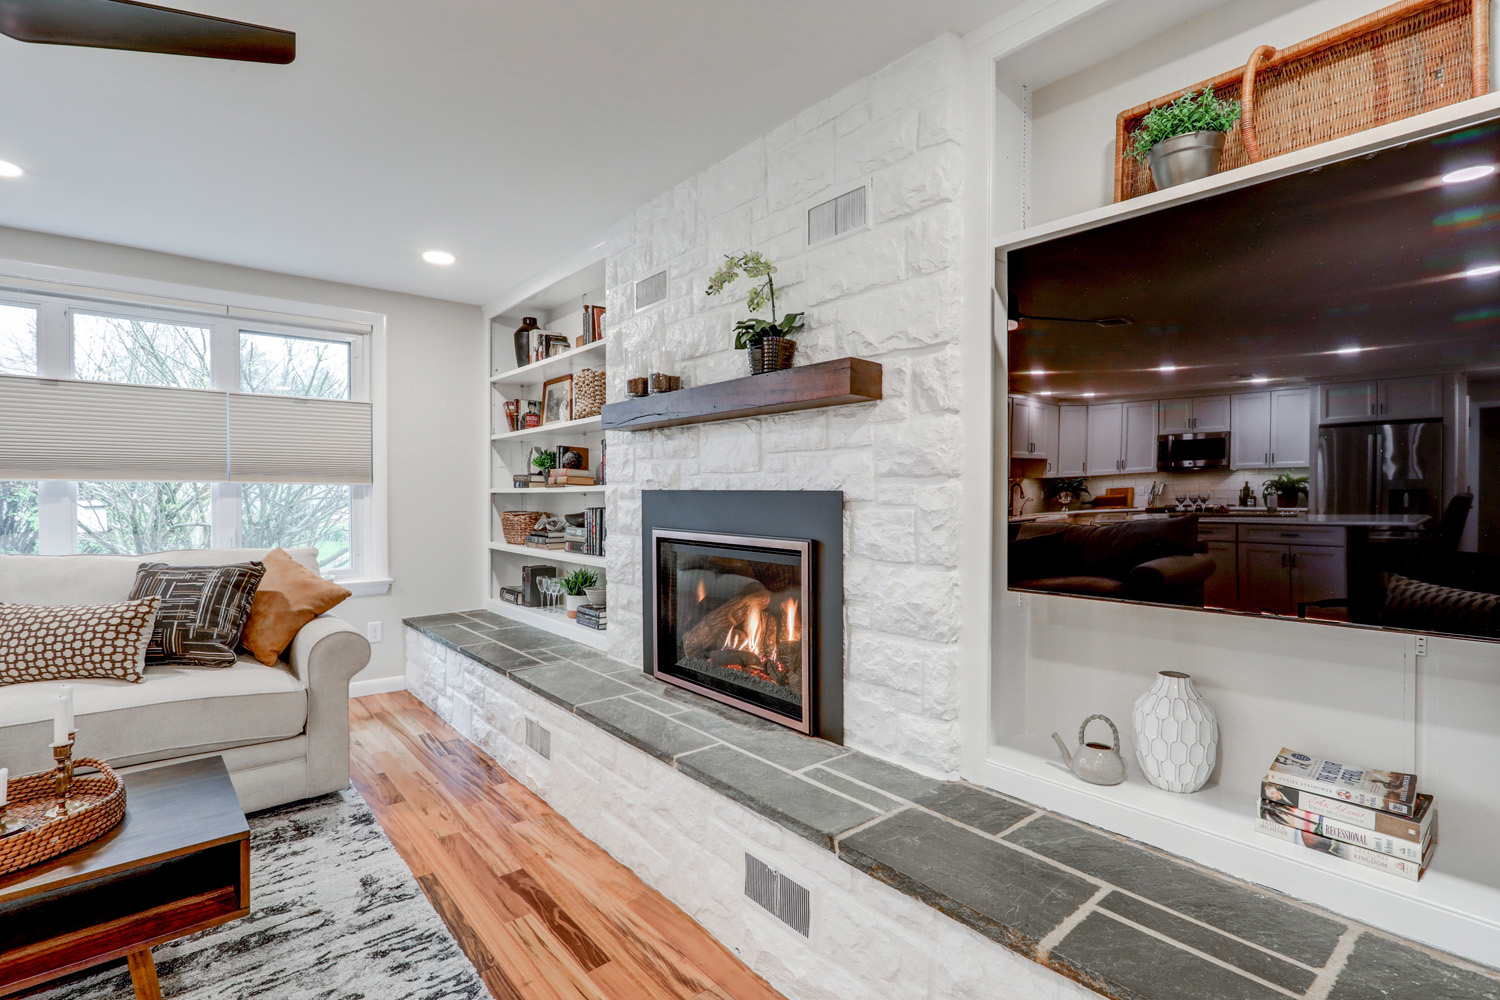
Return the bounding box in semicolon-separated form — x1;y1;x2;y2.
600;357;882;432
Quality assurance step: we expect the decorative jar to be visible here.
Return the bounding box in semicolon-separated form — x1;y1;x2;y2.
1131;671;1218;793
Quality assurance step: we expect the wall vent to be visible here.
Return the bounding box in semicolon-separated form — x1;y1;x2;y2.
634;269;668;312
524;717;552;759
744;853;811;936
807;185;869;247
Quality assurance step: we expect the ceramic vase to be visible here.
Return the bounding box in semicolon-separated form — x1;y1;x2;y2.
1132;671;1218;793
564;594;587;619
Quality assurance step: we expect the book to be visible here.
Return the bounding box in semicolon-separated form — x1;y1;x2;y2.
1260;782;1432;842
520;565;556;607
504;399;520;432
499;586;524;606
1254;813;1433;881
549;478;597;487
1259;799;1429;862
1265;749;1419;816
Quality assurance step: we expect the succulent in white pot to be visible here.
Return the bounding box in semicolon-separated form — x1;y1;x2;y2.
560;568;598;619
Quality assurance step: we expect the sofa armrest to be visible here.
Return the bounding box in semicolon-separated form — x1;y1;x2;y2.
287;615;371;798
1128;553;1215;592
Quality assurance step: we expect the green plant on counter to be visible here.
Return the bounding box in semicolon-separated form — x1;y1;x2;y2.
705;250;805;349
1262;472;1309;501
1045;477;1092;500
1126;87;1242;163
560;567;599;596
531;450;557;471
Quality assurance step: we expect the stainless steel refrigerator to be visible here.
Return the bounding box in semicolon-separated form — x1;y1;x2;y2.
1315;420;1443;516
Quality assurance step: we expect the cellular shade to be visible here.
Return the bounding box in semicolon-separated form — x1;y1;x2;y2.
228;393;372;484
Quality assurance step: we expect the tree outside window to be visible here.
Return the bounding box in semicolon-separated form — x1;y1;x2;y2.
76;481;211;554
0;303;37;376
241;483;352;570
0;481;38;554
73;313;211;388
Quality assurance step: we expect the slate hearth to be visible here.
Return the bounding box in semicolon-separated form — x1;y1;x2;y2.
404;612;1500;1000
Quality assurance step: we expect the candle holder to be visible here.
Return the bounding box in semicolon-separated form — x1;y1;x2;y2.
0;802;24;837
45;733;85;819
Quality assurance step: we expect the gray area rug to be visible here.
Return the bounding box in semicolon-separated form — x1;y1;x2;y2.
34;788;486;1000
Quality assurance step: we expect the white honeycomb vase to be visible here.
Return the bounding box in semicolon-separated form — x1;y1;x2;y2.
1132;671;1218;793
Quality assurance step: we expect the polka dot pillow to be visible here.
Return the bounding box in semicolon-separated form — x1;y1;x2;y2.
0;597;161;685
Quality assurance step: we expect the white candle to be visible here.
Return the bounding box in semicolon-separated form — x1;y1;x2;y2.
52;693;68;746
60;684;74;735
0;767;7;807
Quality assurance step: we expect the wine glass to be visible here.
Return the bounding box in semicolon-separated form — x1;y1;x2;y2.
1174;493;1187;512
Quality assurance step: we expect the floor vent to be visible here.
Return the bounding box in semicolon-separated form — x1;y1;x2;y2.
634;269;668;312
524;717;552;759
744;853;811;936
807;184;868;247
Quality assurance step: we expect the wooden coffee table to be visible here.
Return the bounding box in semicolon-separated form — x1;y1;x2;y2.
0;756;250;999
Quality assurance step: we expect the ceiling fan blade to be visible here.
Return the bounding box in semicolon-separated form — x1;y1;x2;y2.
0;0;294;63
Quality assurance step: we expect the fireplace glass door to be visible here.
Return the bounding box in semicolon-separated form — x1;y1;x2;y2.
653;530;813;732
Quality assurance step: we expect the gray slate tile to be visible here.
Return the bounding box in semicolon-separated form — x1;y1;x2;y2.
838;807;1095;947
404;613;472;628
625;693;691;716
1006;815;1346;967
524;648;564;662
806;767;902;812
508;661;637;710
822;751;943;802
422;623;491;648
1053;911;1288;1000
576;698;719;763
676;744;878;847
1099;892;1317;995
674;709;845;770
459;610;512;627
1328;934;1500;1000
617;673;716;709
456;642;541;673
911;782;1034;835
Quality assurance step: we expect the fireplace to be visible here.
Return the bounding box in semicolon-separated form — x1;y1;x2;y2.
653;530;813;730
642;490;843;740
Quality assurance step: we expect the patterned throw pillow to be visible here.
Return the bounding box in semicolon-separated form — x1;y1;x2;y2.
0;597;161;684
130;562;266;666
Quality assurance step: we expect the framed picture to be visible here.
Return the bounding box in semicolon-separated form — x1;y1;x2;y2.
541;375;573;425
544;333;571;358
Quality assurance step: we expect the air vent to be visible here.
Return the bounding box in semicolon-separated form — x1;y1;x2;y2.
634;270;668;312
524;717;551;759
744;853;810;936
807;185;868;247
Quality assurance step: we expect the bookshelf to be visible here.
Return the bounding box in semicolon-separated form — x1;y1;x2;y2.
482;254;609;648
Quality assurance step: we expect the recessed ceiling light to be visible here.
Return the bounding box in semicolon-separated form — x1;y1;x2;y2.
1081;391;1097;398
1442;165;1496;184
1027;368;1046;376
1037;390;1053;396
1335;346;1367;355
1465;263;1500;278
1156;364;1179;373
1249;376;1271;384
0;160;23;179
421;250;456;266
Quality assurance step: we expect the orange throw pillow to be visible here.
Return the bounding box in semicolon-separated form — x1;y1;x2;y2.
241;548;351;666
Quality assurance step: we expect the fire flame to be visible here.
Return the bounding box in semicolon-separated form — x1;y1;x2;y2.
782;598;800;642
696;579;707;603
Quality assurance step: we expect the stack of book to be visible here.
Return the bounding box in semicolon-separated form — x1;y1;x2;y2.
1255;748;1436;881
547;469;596;488
525;525;564;550
576;604;607;630
582;304;605;343
563;507;606;556
511;472;547;489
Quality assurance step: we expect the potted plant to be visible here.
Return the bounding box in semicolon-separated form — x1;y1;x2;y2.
1262;472;1308;509
1046;477;1091;511
530;449;556;477
560;568;598;618
705;250;804;375
1126;86;1243;190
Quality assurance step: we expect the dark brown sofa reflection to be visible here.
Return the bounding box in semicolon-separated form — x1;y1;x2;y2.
1009;515;1214;607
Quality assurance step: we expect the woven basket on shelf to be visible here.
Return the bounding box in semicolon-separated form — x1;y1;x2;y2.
1114;0;1490;201
500;510;546;546
574;368;606;419
0;758;126;876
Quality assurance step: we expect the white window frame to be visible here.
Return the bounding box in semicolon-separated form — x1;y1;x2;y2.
0;258;389;595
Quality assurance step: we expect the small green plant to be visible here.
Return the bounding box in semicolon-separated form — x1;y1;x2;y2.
531;451;557;471
1045;477;1092;500
1126;87;1242;163
1262;472;1309;500
705;250;805;349
560;567;599;596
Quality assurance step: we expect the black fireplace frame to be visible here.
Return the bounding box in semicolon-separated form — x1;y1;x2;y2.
641;490;844;742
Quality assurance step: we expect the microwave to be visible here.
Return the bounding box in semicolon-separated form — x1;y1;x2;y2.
1158;432;1230;470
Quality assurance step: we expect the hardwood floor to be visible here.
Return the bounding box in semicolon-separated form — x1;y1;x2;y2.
349;691;786;1000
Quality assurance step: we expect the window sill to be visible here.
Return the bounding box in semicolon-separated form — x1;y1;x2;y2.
337;577;393;597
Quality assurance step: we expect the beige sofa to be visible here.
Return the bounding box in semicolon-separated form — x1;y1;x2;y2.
0;547;369;813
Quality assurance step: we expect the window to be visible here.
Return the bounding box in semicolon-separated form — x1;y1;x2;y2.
0;278;379;583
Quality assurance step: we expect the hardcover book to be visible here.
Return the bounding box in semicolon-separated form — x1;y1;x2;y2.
1259;799;1428;862
1260;782;1432;841
1265;749;1418;816
1254;813;1433;881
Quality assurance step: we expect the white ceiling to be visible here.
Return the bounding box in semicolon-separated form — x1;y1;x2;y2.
0;0;1022;305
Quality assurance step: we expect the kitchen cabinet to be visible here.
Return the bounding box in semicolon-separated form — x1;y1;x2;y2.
1319;376;1443;424
1056;405;1088;476
1010;395;1061;471
1234;525;1347;616
1086;400;1156;474
1158;394;1231;433
1231;388;1309;468
1203;539;1239;609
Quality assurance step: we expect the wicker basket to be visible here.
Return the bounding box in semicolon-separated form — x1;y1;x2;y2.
0;758;126;876
500;510;546;546
1114;0;1490;201
574;368;606;419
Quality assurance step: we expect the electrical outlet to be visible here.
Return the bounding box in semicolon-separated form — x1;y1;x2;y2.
1415;635;1428;657
366;622;383;643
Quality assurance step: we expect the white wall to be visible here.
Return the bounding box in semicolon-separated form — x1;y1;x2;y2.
0;225;484;685
596;34;969;775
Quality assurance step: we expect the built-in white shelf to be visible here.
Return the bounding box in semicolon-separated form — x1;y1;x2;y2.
490;485;606;495
484;600;609;651
491;338;605;385
490;415;602;441
487;541;606;568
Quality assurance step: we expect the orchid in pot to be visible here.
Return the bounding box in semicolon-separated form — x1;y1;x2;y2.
705;250;804;375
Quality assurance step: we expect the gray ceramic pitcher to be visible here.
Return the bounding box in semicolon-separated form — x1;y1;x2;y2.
1052;714;1126;786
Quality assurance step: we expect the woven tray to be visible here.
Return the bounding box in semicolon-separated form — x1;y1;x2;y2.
0;758;126;876
500;510;546;546
1114;0;1490;201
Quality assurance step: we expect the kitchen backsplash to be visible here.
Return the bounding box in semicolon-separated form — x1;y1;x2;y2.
1008;466;1310;515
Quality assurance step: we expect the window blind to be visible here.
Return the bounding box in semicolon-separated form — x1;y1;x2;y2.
0;375;373;485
